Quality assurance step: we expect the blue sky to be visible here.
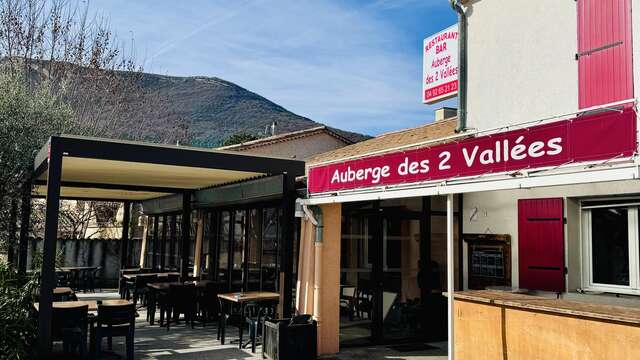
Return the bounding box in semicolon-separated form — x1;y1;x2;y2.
94;0;457;136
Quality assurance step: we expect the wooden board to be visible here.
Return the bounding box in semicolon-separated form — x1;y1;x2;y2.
122;272;179;280
454;293;640;360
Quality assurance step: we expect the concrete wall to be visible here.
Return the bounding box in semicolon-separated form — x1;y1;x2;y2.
235;133;349;160
462;179;640;291
465;0;640;131
27;237;142;287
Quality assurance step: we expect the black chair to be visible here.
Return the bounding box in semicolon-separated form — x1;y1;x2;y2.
120;269;140;299
167;273;180;283
52;290;77;302
244;300;278;353
131;274;158;308
198;282;220;326
93;303;135;360
51;304;88;358
55;271;70;287
166;283;197;331
262;315;317;360
84;267;101;293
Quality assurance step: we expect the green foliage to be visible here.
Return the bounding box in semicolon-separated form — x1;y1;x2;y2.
0;261;38;360
0;69;74;251
222;132;260;146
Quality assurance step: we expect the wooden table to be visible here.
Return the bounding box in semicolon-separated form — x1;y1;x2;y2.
122;272;179;280
146;280;222;325
33;299;131;312
217;291;279;348
53;287;74;295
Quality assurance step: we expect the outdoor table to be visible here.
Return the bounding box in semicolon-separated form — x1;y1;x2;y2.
58;266;98;292
53;287;74;295
33;299;131;312
122;272;180;280
217;291;279;348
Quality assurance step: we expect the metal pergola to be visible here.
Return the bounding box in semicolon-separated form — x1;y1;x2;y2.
27;135;305;356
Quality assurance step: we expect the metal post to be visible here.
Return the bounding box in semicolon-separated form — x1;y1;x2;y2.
169;215;177;269
120;201;131;268
279;174;296;318
18;185;32;277
447;194;455;360
180;192;192;280
38;140;63;356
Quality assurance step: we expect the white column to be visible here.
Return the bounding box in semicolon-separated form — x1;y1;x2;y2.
447;193;455;360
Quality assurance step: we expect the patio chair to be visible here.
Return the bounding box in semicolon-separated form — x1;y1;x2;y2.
55;271;70;287
339;286;356;321
198;281;220;326
84;267;101;293
165;283;197;331
167;273;180;283
94;303;135;360
51;304;88;358
244;300;278;353
132;274;158;308
119;269;140;299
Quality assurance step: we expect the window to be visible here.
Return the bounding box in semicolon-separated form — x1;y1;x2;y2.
582;202;640;294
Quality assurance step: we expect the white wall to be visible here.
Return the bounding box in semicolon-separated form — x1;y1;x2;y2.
462;179;640;290
465;0;640;131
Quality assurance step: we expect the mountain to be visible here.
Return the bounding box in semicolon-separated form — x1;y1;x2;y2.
137;73;369;147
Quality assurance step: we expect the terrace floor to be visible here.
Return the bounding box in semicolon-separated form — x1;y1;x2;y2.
52;291;447;360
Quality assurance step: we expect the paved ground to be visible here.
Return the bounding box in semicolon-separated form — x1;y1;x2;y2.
51;291;447;359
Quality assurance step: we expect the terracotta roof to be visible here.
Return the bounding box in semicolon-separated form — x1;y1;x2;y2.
307;118;458;166
217;126;354;151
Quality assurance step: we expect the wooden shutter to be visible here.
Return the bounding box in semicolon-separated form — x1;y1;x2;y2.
518;198;565;292
577;0;633;109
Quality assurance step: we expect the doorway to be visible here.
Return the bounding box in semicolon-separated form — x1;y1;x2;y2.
339;197;459;346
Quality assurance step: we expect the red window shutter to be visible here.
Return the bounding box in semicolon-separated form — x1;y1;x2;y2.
577;0;633;109
518;198;565;292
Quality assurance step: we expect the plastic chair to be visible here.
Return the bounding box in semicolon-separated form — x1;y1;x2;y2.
51;304;88;358
94;303;135;360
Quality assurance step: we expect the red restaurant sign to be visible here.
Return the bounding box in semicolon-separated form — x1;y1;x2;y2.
308;108;637;194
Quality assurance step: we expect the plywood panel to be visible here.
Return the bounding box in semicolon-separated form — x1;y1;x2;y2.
454;300;504;360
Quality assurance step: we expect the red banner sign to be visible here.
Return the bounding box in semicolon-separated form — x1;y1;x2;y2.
308;108;637;194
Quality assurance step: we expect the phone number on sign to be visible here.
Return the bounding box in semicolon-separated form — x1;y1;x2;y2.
425;80;458;100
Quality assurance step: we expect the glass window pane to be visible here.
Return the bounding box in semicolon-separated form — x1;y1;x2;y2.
218;211;230;284
231;210;246;291
262;208;280;292
591;207;630;286
247;209;261;291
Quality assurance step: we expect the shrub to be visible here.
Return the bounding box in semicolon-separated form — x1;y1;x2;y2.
0;261;38;360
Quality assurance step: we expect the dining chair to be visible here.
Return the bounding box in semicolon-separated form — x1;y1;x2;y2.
51;304;89;358
94;303;135;360
244;300;278;353
132;274;158;308
198;282;220;326
165;283;197;331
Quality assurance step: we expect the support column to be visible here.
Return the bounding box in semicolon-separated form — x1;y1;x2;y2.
169;215;177;269
180;192;192;280
139;216;148;268
18;186;32;277
38;140;63;356
7;199;18;266
279;174;296;318
317;203;341;355
193;211;204;278
120;201;131;269
447;193;455;360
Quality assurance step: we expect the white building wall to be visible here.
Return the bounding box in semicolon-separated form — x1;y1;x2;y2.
463;180;640;291
465;0;640;131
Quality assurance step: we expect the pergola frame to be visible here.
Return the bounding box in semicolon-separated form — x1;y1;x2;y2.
30;135;304;356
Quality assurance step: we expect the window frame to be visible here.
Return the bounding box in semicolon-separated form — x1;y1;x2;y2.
581;204;640;295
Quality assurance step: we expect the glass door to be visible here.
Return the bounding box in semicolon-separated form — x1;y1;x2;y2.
380;214;424;342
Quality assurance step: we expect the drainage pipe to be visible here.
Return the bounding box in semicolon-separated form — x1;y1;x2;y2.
451;0;467;133
303;204;324;350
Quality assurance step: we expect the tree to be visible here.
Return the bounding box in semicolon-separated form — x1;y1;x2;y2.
222;131;260;146
0;0;188;255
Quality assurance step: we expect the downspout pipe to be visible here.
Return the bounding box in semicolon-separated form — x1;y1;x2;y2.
302;204;323;349
451;0;467;133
